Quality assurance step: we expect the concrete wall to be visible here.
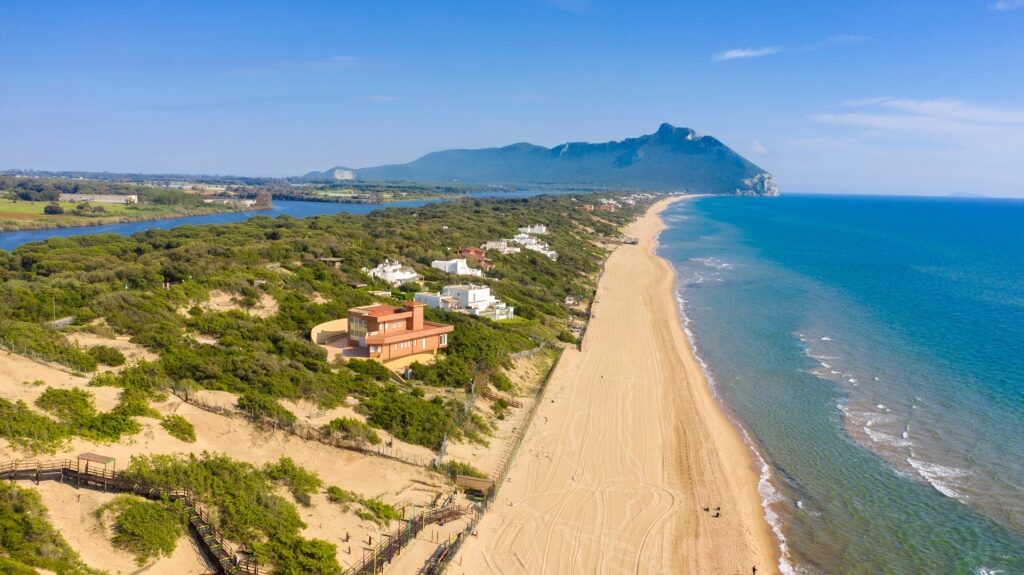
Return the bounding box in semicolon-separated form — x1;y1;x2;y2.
310;318;348;345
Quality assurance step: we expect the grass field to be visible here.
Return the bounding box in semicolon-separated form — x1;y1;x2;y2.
0;198;237;230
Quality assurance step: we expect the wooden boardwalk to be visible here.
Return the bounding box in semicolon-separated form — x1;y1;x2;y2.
1;459;467;575
0;459;259;575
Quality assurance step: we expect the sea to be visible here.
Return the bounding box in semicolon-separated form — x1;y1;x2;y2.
658;195;1024;574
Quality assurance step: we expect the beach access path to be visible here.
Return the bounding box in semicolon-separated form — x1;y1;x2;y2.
457;197;779;574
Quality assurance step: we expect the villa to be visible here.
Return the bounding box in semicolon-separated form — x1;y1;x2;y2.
363;259;422;286
481;240;521;255
415;284;515;321
346;301;453;361
518;224;548;235
431;258;484;277
458;247;494;271
511;233;558;261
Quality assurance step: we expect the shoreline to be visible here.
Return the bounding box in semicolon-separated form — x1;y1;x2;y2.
458;197;780;574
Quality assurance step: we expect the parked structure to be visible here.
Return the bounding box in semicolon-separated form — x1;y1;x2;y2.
346;302;453;361
431;258;484;277
363;259;422;286
481;240;521;255
415;284;515;321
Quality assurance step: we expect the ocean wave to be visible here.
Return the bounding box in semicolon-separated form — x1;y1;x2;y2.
673;281;796;575
864;426;912;449
906;456;970;501
690;256;735;270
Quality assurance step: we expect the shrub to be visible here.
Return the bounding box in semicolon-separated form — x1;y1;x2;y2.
96;495;188;565
491;372;514;392
160;414;196;443
35;387;96;423
322;417;381;445
43;202;64;215
0;398;71;453
264;457;323;507
439;460;488;479
87;345;126;367
0;482;104;574
325;486;358;508
237;392;297;426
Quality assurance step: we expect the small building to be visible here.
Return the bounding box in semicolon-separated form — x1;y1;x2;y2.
363;259;422;286
598;204;617;213
511;234;558;261
415;284;515;321
518;224;548;235
481;240;520;255
458;247;494;271
347;301;453;361
431;258;484;278
579;204;595;212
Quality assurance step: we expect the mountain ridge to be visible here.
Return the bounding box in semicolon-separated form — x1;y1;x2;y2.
304;123;778;195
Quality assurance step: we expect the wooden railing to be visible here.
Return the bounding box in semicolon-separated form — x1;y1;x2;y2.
347;505;467;575
0;459;260;575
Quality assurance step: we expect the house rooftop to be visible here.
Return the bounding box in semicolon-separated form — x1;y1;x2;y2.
351;302;424;317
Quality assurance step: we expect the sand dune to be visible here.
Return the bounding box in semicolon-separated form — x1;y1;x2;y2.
457;198;779;574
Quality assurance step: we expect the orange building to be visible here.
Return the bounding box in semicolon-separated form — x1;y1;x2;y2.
458;247;494;270
347;301;453;361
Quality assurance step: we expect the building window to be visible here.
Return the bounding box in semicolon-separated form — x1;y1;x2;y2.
440;334;448;346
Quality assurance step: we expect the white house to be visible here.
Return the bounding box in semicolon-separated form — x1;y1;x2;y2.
413;291;460;312
415;284;515;321
363;259;422;286
518;224;548;235
431;258;484;277
481;240;520;255
511;234;557;260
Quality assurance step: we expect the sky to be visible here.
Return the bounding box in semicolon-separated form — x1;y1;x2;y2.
1;1;1023;196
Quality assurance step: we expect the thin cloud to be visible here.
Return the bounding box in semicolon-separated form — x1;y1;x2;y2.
713;35;866;62
751;140;768;155
812;97;1024;138
990;0;1024;10
712;47;783;62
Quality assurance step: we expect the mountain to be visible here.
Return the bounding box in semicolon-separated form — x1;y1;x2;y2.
305;124;778;195
301;166;358;181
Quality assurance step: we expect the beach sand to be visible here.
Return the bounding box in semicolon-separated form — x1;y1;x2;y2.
457;198;779;574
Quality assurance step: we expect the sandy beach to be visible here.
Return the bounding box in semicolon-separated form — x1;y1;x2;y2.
457;197;779;574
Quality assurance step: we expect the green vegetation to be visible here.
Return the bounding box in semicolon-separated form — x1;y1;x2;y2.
95;495;188;565
490;371;514;392
0;194;649;453
439;459;488;479
321;416;381;445
264;457;323;506
0;320;97;372
121;452;341;574
0;482;106;574
32;386;143;445
0;398;71;453
160;414;196;443
0;176;244;232
324;486;400;526
87;345;126;367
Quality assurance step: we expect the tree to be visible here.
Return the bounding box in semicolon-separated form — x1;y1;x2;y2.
254;191;273;209
43;203;64;215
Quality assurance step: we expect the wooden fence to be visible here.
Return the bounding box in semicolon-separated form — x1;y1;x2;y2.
170;387;430;469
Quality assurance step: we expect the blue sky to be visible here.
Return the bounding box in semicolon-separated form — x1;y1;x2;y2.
2;1;1023;196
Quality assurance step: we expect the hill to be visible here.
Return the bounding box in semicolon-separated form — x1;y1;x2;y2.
306;124;778;195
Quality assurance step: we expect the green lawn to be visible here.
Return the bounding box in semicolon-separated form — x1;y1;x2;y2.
0;198;234;229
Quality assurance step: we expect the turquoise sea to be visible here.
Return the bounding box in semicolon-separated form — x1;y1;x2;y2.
658;195;1024;574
